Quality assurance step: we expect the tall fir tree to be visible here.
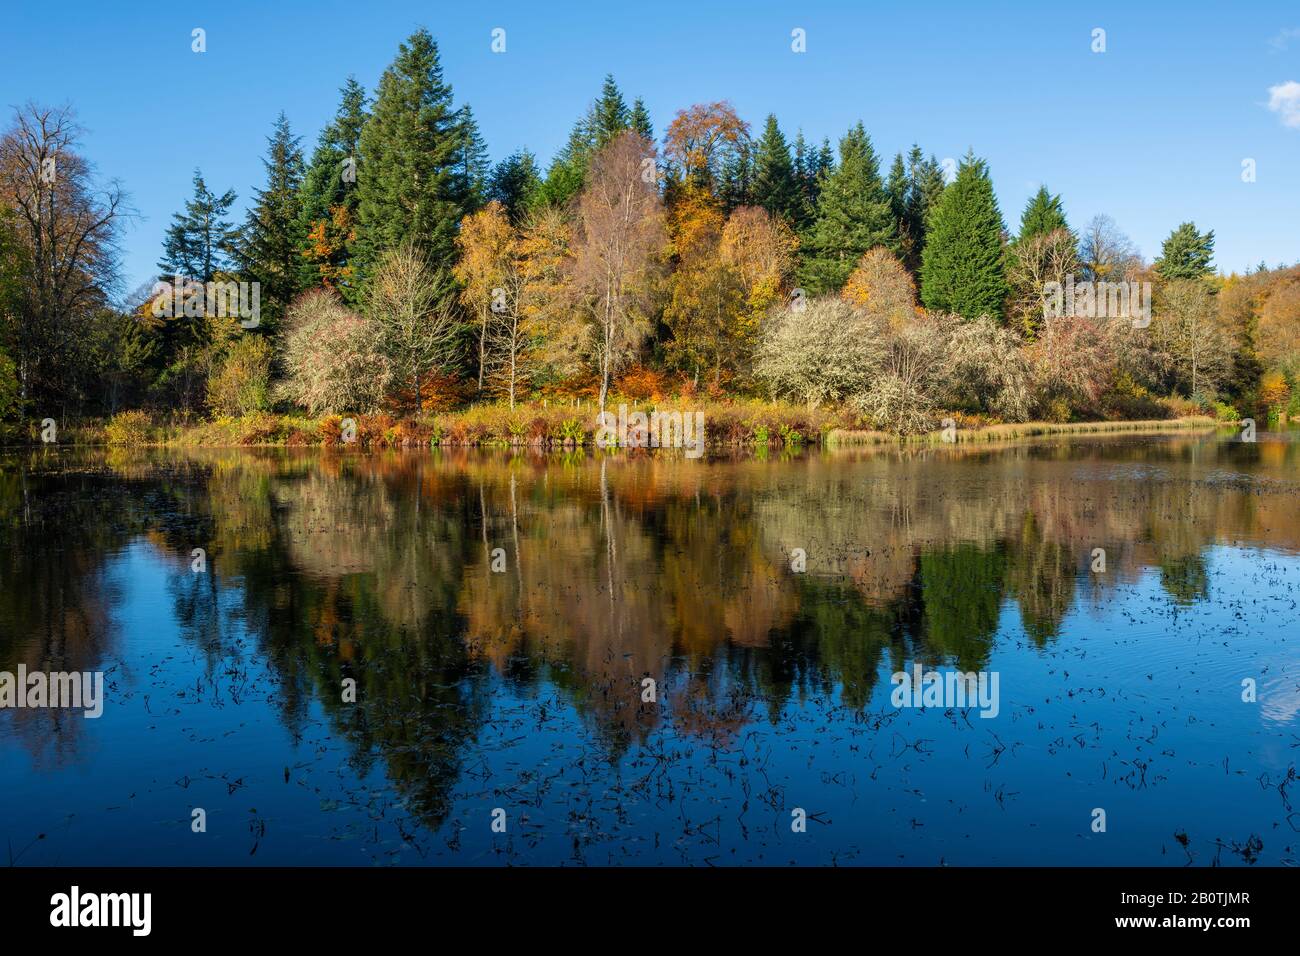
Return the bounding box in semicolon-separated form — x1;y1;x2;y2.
751;115;801;225
158;170;238;283
1155;222;1215;280
355;29;470;279
236;112;306;331
455;104;490;212
799;122;896;294
920;151;1009;321
629;97;653;141
487;149;542;222
719;140;754;210
1017;185;1070;242
535;76;639;209
591;74;630;147
885;152;909;237
297;77;369;298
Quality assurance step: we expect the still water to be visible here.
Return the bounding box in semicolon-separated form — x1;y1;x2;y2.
1;433;1297;866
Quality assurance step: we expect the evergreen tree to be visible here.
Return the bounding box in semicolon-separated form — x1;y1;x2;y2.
751;114;801;224
355;29;469;278
487;149;542;222
1017;185;1069;242
920;150;1009;321
455;104;490;212
158;170;237;282
298;77;368;228
592;74;630;147
630;97;653;141
236;113;306;330
719;140;754;210
297;77;369;299
885;152;908;236
799;123;896;294
1155;221;1215;280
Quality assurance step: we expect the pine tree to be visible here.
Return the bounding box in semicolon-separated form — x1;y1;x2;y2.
751;115;800;225
534;78;639;209
487;150;542;222
920;151;1009;321
355;29;469;279
158;170;237;282
630;97;653;141
799;123;896;294
1017;185;1069;242
236;113;306;330
297;78;368;297
1155;222;1215;280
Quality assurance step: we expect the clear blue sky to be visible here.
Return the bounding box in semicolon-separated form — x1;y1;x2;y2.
3;0;1298;294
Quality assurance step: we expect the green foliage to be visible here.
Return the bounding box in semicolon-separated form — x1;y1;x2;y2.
354;29;473;279
0;348;20;422
1155;222;1215;280
920;152;1009;321
235;112;306;330
751;115;801;224
1017;185;1070;242
158;170;237;282
207;335;274;417
487;150;542;222
799;123;896;294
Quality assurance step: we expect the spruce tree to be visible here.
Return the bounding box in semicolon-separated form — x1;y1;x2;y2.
799;123;896;294
1155;222;1215;280
751;114;800;224
592;75;630;147
629;97;653;141
236;113;306;330
719;140;754;210
487;150;542;222
920;151;1009;321
1017;185;1069;242
158;170;237;282
355;29;468;278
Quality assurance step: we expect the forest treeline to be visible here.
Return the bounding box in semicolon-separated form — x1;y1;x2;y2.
1;28;1298;444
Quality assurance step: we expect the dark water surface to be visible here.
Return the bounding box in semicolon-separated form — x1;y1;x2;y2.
2;432;1298;866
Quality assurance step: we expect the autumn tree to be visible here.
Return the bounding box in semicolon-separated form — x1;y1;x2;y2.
1006;227;1079;336
754;298;888;408
841;247;916;327
719;205;797;358
367;242;461;410
571;131;667;412
454;200;518;391
1153;278;1230;397
0;103;128;402
663;101;749;191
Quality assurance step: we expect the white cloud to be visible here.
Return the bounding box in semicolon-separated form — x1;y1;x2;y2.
1266;81;1300;128
1268;27;1300;52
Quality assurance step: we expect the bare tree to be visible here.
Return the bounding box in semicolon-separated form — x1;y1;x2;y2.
1079;214;1141;283
1007;227;1079;335
571;130;666;413
1153;278;1230;397
0;103;129;402
367;242;460;411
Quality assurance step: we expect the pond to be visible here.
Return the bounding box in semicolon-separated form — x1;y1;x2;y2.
1;432;1297;866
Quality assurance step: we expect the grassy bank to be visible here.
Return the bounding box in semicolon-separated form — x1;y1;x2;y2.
21;402;1240;451
826;415;1221;446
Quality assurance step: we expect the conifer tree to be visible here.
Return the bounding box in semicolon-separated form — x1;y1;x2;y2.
799;123;896;294
158;170;237;283
236;112;306;329
1155;222;1215;280
920;150;1009;321
1017;185;1069;242
751;114;801;225
630;97;653;141
487;150;542;222
355;29;469;279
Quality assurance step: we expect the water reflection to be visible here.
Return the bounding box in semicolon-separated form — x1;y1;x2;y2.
1;433;1298;864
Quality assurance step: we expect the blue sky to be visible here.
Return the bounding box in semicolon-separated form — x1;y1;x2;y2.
3;0;1298;294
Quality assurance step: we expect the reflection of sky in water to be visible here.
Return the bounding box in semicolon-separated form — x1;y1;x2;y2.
0;438;1298;866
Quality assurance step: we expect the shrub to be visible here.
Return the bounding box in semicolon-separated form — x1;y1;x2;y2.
104;410;153;446
207;334;273;417
754;298;889;408
280;288;390;415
